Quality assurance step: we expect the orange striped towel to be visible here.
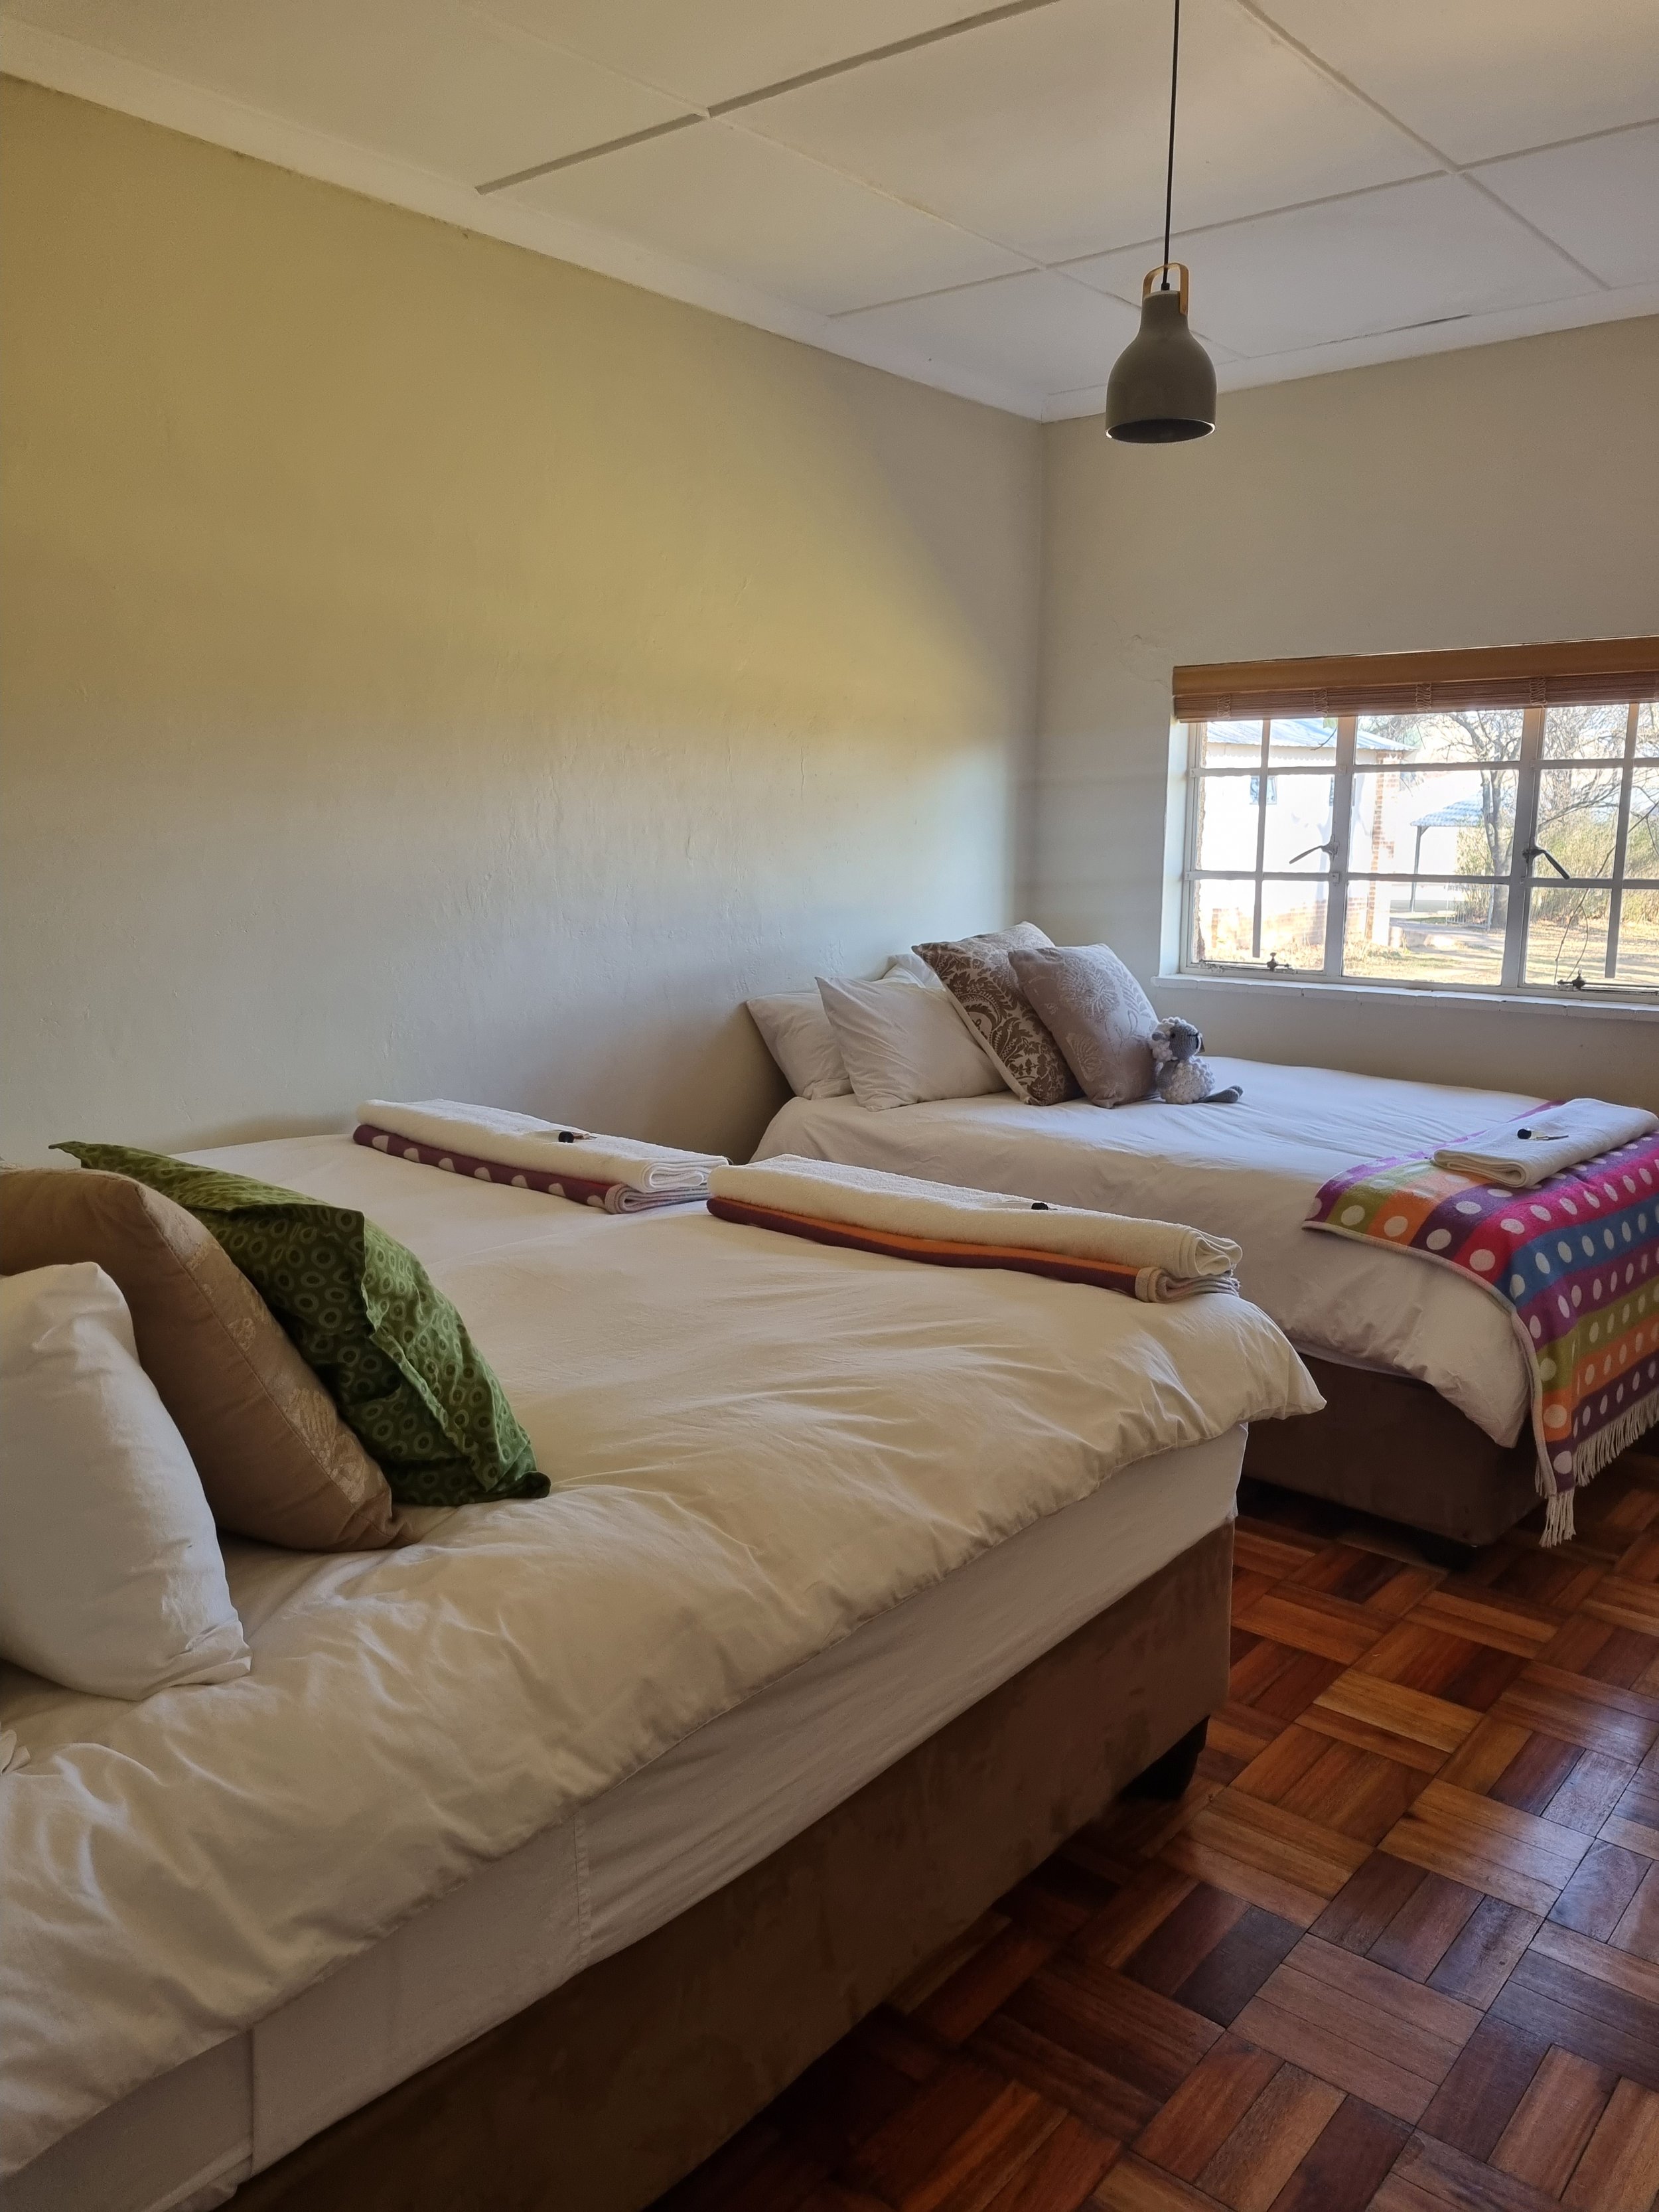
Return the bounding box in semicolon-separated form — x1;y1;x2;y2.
707;1195;1237;1303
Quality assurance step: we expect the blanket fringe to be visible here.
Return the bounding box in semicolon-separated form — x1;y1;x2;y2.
1574;1392;1659;1485
1542;1489;1576;1546
1536;1390;1659;1547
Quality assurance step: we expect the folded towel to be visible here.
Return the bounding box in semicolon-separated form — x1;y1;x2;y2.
709;1156;1240;1284
1432;1098;1658;1189
356;1102;726;1195
354;1125;691;1213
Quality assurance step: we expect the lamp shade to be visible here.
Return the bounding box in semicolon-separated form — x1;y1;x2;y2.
1105;266;1216;444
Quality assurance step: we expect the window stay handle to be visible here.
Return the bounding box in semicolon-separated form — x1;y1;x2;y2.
1287;838;1338;866
1522;842;1571;880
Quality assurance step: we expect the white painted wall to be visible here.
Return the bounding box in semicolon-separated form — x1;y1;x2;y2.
1033;316;1659;1107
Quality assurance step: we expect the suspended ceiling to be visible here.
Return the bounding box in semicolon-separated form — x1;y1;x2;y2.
3;0;1656;419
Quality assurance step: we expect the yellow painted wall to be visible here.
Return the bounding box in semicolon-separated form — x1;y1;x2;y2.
0;80;1041;1163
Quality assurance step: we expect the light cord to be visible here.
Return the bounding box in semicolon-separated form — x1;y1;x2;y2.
1161;0;1180;288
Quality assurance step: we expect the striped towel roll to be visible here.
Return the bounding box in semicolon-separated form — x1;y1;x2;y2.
356;1101;725;1195
708;1156;1239;1301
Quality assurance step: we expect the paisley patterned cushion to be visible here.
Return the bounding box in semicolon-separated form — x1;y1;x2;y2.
913;924;1076;1107
54;1145;545;1509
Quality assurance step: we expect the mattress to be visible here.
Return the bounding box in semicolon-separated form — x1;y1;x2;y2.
10;1427;1245;2212
758;1055;1538;1445
3;1138;1315;2180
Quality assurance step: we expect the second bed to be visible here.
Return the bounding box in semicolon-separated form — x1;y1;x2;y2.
757;1056;1550;1546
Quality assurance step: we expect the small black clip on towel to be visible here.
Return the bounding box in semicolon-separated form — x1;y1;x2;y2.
1518;1128;1532;1140
1031;1201;1050;1210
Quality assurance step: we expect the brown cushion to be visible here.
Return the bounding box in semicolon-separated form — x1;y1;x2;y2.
1006;943;1157;1107
913;924;1076;1106
0;1169;405;1551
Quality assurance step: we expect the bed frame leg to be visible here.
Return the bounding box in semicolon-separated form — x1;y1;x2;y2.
1127;1718;1207;1801
1413;1530;1479;1574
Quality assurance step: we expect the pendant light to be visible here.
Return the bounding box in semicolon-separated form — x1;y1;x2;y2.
1105;0;1216;443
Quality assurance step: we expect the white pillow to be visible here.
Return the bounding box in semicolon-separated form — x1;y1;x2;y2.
749;958;936;1098
816;974;1007;1112
747;990;852;1100
0;1264;250;1700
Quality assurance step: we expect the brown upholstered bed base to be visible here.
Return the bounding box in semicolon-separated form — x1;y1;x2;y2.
234;1521;1234;2212
1244;1355;1540;1549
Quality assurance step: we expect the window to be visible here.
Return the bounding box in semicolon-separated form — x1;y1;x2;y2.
1175;640;1659;999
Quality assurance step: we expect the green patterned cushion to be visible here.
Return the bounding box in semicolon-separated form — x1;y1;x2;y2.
55;1145;547;1509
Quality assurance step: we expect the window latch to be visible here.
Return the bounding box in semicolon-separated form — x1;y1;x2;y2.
1287;838;1338;865
1523;842;1571;880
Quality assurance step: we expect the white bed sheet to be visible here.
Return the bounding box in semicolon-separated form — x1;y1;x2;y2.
758;1056;1540;1445
2;1138;1315;2179
11;1427;1243;2212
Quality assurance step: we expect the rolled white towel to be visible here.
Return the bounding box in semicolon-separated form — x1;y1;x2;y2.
1432;1098;1656;1189
711;1155;1240;1281
356;1101;726;1194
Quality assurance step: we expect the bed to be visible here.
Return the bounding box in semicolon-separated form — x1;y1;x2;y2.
756;1056;1551;1549
1;1134;1315;2212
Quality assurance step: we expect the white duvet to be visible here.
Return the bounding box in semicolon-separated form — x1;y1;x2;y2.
758;1057;1544;1445
0;1136;1317;2177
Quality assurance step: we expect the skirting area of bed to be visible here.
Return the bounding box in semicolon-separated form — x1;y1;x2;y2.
235;1521;1233;2212
1242;1355;1540;1551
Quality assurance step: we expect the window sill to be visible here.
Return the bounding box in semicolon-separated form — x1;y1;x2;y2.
1157;972;1659;1021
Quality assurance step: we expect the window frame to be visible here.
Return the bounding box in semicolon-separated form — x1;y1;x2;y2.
1179;698;1658;1002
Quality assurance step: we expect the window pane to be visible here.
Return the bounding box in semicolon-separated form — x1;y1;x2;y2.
1638;701;1658;759
1194;774;1260;871
1358;710;1524;766
1544;703;1630;761
1263;774;1334;870
1527;884;1659;992
1350;767;1515;877
1190;879;1329;968
1196;719;1264;766
1260;881;1329;966
1265;716;1338;768
1614;887;1659;988
1624;765;1659;879
1533;763;1625;879
1342;879;1508;986
1190;881;1256;964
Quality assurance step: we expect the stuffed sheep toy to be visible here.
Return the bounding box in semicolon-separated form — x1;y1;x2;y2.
1149;1017;1242;1105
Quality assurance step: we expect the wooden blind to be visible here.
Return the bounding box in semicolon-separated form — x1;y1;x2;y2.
1171;637;1659;722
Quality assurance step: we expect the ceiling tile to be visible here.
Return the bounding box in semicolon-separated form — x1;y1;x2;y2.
506;123;1027;315
1474;125;1659;288
737;0;1429;265
476;0;985;110
1068;176;1599;357
4;0;686;176
834;271;1143;404
1256;0;1659;165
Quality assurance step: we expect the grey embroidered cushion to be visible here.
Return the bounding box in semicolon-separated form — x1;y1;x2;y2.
1007;943;1157;1108
913;924;1076;1107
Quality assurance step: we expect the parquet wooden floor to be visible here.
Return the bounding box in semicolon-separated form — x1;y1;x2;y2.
660;1451;1659;2212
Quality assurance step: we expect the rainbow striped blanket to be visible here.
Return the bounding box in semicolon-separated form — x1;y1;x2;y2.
1305;1130;1659;1543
